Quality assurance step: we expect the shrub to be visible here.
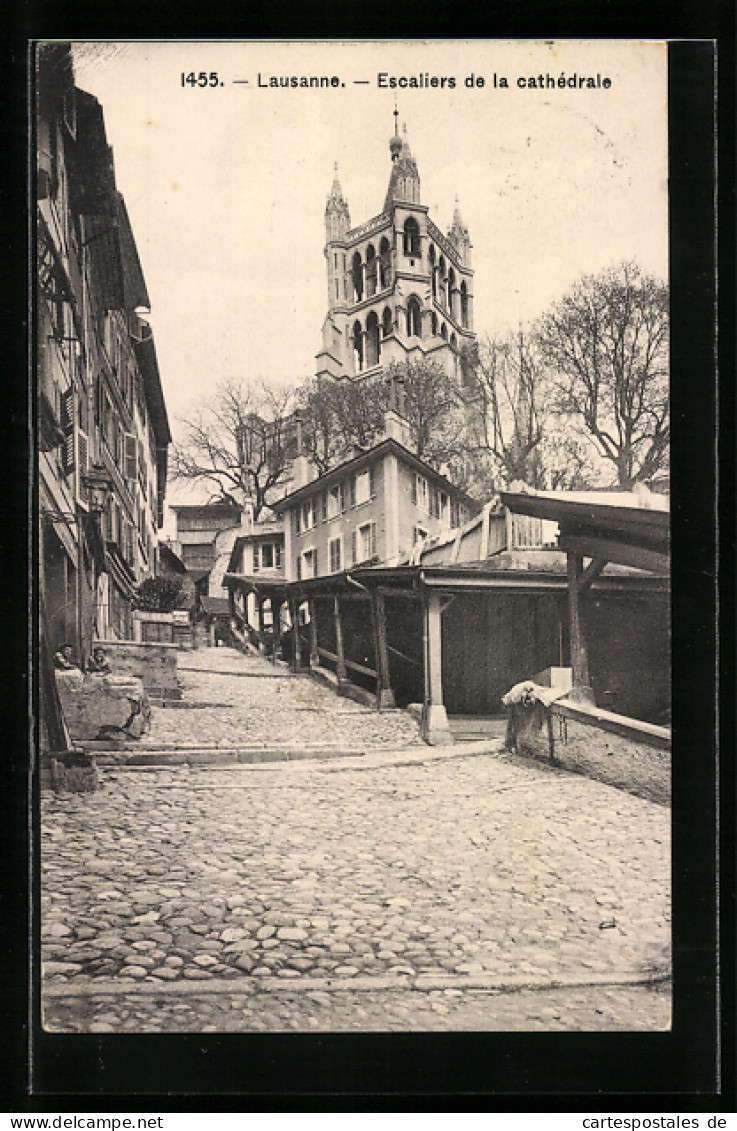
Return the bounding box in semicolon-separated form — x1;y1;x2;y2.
133;576;183;613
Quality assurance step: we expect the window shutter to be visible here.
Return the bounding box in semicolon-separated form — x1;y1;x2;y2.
295;507;301;534
351;530;357;565
369;465;376;497
339;482;345;512
275;545;282;568
314;548;319;576
350;475;356;508
370;522;377;559
321;492;328;522
253;545;259;572
296;556;302;580
77;429;88;474
62;430;75;474
124;434;137;480
411;473;417;505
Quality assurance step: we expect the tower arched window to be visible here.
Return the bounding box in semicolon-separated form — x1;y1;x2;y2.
352;320;364;372
366;245;377;298
366;311;380;367
448;268;457;320
379;237;391;289
428;245;437;298
406;295;422;338
460;281;469;328
438;256;447;309
382;306;393;339
351;251;363;303
430;311;438;337
440;323;448;341
403;216;420;258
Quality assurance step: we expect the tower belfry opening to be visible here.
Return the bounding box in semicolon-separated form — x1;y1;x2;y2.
316;116;476;392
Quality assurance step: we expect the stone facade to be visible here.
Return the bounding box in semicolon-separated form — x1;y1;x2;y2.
54;668;150;742
317;119;475;387
95;638;180;700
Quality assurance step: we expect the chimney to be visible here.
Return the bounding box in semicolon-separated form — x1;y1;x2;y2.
291;453;314;490
382;408;412;449
240;499;255;532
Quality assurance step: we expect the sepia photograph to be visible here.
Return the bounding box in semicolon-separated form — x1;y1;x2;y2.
36;39;673;1037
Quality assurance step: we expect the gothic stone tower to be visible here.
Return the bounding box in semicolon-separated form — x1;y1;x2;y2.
316;116;475;389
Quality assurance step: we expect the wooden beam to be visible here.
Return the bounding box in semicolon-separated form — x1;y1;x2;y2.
290;602;303;672
576;556;607;593
318;647;376;680
272;599;281;666
479;501;492;559
333;596;347;683
421;590;453;745
308;600;319;668
559;534;669;575
567;552;594;705
371;590;395;708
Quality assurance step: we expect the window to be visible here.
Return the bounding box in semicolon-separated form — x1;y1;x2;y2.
261;543;275;569
295;508;301;534
406;296;422;338
356;521;377;564
321;491;328;522
403;216;420;257
301;499;315;531
412;473;428;510
301;548;317;579
328;482;344;519
430;488;449;522
253;545;260;572
329;536;342;574
355;468;371;506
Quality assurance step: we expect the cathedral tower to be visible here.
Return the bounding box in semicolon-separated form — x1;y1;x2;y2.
316;115;476;389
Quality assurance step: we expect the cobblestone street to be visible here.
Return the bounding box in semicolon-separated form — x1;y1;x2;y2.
41;647;671;1032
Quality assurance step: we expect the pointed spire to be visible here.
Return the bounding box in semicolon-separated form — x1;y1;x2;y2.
385;116;420;209
325;161;350;239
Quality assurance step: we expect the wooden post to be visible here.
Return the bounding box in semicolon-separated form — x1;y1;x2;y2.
333;595;347;684
421;590;453;745
308;600;319;669
272;598;281;665
567;552;595;704
290;601;302;672
371;591;395;709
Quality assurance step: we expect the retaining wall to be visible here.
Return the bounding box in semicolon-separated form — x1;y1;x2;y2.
96;639;180;699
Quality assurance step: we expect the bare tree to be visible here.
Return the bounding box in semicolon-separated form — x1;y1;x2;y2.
462;332;550;489
537;261;669;487
171;380;300;519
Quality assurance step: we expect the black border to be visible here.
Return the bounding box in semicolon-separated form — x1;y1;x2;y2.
6;3;730;1111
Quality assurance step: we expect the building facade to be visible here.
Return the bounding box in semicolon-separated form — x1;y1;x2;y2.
316;116;476;388
37;44;170;684
168;502;243;575
271;432;475;582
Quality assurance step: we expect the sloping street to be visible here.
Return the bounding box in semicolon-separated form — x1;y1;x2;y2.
41;647;670;1032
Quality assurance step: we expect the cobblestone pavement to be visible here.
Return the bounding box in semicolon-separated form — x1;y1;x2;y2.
41;646;670;1032
44;981;671;1032
146;646;424;751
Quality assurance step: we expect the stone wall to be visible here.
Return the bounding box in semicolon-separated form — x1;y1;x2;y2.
509;701;670;806
55;669;151;743
96;639;180;699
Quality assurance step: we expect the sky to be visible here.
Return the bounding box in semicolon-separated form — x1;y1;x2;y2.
70;40;668;512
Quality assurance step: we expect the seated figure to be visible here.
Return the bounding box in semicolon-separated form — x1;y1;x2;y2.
53;643;80;671
87;646;112;675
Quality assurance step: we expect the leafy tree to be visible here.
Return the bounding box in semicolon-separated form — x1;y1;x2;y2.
536;261;669;487
133;576;183;613
171;380;300;519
